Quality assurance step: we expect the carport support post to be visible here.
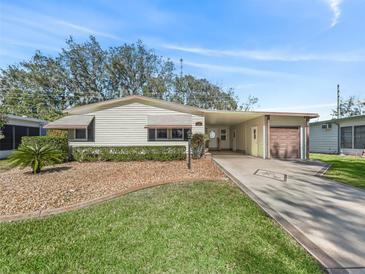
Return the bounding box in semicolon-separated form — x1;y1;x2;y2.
187;131;192;169
265;115;271;159
305;117;310;160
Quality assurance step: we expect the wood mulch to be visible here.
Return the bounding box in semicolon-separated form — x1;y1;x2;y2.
0;158;224;216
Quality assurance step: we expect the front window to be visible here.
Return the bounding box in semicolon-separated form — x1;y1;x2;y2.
354;125;365;149
156;129;168;140
341;127;352;149
148;128;191;141
172;128;183;140
75;128;87;140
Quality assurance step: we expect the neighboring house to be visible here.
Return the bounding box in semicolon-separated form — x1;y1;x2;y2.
0;115;47;159
310;115;365;156
44;96;318;159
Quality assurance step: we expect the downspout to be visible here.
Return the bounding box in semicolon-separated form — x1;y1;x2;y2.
335;122;340;155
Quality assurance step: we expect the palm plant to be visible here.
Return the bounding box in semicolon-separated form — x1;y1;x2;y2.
8;144;63;174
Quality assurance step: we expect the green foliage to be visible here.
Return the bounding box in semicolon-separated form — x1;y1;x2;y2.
72;146;186;162
8;144;63;174
191;133;206;159
21;136;69;161
47;129;68;138
0;36;258;121
0;111;6;140
332;96;365;118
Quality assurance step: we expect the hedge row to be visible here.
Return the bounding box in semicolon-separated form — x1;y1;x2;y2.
21;136;69;161
71;146;186;162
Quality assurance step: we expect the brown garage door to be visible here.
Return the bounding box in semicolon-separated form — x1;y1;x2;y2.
270;127;300;158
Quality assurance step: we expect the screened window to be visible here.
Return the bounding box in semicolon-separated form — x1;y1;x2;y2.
172;128;183;140
15;126;28;148
341;127;352;149
0;125;13;150
75;129;87;140
354;125;365;149
156;129;168;140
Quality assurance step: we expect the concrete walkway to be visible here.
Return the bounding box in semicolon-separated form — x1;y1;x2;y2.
213;153;365;274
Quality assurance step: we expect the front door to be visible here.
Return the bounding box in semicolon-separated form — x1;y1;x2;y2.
251;127;258;156
208;129;218;149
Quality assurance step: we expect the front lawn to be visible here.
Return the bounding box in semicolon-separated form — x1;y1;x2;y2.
0;181;321;274
311;153;365;188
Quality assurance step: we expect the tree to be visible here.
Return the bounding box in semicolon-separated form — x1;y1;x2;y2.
240;95;259;111
332;96;365;118
0;109;6;140
171;75;239;110
0;36;259;120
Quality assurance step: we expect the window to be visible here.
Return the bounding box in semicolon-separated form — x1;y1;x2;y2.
354;125;365;149
172;128;183;140
75;128;87;140
0;125;13;150
341;127;352;149
147;128;191;141
221;129;227;141
156;129;168;140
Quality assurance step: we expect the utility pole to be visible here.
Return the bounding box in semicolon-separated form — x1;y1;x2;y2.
337;84;340;119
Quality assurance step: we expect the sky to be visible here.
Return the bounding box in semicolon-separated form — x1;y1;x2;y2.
0;0;364;120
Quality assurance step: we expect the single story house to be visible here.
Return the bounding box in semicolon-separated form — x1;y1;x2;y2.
310;115;365;156
0;115;47;159
44;96;318;159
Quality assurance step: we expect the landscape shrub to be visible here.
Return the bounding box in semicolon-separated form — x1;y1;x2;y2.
191;133;206;159
22;136;69;161
72;146;186;162
8;144;64;174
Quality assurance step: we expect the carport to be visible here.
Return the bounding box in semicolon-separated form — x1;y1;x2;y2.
203;110;317;160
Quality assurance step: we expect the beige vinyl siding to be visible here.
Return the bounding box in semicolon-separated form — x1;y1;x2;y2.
230;116;265;157
69;102;204;148
310;123;339;153
270;116;306;127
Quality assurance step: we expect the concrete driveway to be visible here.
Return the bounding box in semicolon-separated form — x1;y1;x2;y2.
213;153;365;274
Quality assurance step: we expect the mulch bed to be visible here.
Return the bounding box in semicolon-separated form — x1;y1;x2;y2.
0;158;224;216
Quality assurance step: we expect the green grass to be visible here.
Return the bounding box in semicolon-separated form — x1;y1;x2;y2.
0;181;322;274
311;153;365;188
0;159;10;172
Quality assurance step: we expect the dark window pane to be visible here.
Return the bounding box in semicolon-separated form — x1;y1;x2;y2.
0;125;13;150
156;129;167;139
75;129;86;139
172;128;183;139
28;127;40;136
184;129;191;141
148;129;155;141
15;126;28;148
341;127;352;149
221;129;227;141
354;125;365;149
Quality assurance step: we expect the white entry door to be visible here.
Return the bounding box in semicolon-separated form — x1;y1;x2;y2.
232;129;237;151
208;129;218;149
251;126;258;156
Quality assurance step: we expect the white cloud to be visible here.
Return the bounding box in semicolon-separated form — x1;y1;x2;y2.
162;44;365;62
182;61;296;78
325;0;342;27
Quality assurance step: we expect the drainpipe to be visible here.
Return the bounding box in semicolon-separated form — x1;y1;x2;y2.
335;122;340;155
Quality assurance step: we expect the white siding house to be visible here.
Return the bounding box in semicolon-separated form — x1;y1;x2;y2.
45;96;318;159
310;115;365;156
